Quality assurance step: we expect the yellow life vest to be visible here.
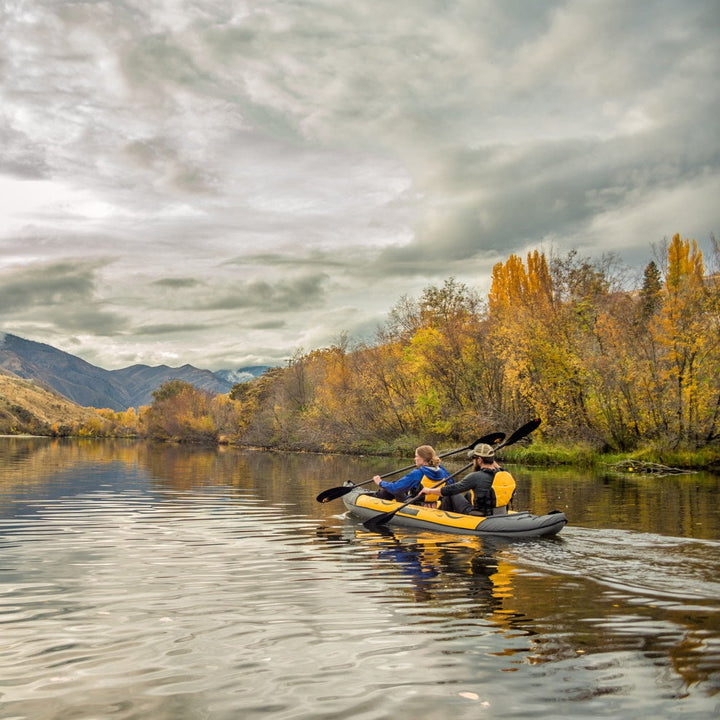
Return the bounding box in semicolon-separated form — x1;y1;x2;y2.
421;476;444;503
492;471;516;508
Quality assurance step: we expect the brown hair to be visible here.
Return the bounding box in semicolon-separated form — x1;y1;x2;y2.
416;445;441;468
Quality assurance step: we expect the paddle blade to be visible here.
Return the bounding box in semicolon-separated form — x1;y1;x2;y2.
364;512;395;529
498;418;541;449
361;522;396;537
316;485;353;503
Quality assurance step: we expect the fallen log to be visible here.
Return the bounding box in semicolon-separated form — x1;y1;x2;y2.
606;459;695;476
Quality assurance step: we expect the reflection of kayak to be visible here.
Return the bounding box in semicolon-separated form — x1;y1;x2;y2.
342;487;567;538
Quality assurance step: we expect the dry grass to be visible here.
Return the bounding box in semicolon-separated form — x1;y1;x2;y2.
0;371;98;433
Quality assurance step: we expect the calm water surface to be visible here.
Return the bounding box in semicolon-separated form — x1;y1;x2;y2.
0;437;718;720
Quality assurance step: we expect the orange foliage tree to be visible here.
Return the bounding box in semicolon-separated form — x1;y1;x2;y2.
488;249;596;435
144;380;223;443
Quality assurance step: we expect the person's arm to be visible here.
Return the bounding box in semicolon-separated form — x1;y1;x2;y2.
421;473;473;497
375;468;421;493
441;474;473;496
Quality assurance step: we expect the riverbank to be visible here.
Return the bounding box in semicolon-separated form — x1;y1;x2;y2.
243;437;720;474
502;440;720;473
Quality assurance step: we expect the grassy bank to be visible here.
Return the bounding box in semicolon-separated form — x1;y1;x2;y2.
503;440;720;473
344;434;720;473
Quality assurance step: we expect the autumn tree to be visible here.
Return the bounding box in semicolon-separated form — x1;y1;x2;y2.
144;380;218;443
649;234;717;446
489;249;589;435
370;278;501;440
641;260;663;318
404;279;498;435
230;367;288;447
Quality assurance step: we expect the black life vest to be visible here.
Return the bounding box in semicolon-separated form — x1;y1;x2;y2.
472;471;496;514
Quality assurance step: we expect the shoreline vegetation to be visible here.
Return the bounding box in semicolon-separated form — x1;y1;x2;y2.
3;239;719;474
2;433;718;475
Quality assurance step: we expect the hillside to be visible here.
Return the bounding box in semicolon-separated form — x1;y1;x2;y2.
0;334;238;410
0;334;134;410
0;370;102;435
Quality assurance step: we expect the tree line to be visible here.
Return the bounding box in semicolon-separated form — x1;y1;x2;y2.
85;234;719;454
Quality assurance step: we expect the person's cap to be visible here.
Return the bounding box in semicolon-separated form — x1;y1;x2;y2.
467;443;495;459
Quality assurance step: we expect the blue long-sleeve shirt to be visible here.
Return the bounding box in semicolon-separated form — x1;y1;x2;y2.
379;465;450;496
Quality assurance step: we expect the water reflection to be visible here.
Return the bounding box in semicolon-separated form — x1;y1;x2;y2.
513;464;720;540
318;517;720;696
0;437;719;720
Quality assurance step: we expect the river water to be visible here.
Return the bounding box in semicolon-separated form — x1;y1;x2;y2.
0;437;718;720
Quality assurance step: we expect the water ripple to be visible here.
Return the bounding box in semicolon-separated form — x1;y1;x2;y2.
1;446;718;719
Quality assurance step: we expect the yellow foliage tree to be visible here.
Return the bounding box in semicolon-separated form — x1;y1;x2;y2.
651;234;715;445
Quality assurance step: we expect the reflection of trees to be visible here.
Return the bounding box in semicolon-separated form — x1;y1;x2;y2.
5;440;717;539
0;438;376;502
318;523;720;692
514;466;720;541
3;438;717;694
0;437;140;492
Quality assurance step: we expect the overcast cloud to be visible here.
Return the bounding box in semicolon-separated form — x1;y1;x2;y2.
1;0;718;370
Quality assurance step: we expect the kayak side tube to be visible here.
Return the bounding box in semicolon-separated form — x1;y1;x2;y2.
342;487;567;538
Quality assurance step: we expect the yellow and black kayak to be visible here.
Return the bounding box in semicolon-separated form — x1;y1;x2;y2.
342;487;567;538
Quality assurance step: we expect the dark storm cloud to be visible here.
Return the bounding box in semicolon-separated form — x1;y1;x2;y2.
372;117;720;277
0;261;100;311
152;277;202;289
197;272;330;313
0;260;129;335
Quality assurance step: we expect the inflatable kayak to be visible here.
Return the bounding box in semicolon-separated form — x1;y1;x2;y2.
342;486;567;538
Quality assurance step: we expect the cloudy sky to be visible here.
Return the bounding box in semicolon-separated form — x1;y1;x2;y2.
1;1;718;371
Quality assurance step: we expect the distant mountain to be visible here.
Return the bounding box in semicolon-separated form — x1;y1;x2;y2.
0;333;268;411
214;367;271;384
110;363;235;407
0;334;135;410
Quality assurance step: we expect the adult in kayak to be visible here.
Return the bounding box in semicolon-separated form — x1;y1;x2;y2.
372;445;451;503
420;443;504;515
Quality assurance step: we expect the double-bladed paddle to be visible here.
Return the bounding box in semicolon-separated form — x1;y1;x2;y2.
315;431;506;504
363;418;541;530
